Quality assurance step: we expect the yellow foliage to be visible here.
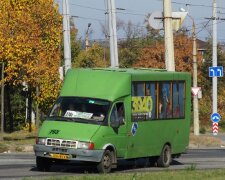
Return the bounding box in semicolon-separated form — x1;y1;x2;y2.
22;123;37;132
0;0;62;111
134;33;203;73
73;43;109;68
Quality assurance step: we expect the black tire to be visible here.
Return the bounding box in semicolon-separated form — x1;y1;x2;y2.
157;144;171;167
97;150;113;173
36;156;52;171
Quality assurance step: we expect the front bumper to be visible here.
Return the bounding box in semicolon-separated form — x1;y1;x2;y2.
33;144;104;162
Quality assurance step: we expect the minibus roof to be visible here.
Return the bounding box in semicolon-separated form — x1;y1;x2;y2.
60;68;190;101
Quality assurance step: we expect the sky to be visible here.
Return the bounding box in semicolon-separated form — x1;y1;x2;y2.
55;0;225;43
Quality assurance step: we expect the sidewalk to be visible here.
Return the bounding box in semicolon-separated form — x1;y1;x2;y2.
189;132;225;149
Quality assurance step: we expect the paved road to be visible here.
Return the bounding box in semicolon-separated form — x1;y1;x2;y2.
0;149;225;179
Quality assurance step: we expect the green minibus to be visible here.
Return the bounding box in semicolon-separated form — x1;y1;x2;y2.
34;68;191;173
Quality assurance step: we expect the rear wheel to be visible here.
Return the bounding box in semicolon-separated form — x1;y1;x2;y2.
157;144;171;167
97;150;113;173
36;156;52;171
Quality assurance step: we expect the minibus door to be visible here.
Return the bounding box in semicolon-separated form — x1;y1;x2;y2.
109;102;128;157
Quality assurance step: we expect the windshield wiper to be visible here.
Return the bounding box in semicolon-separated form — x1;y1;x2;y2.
47;116;72;122
47;116;90;123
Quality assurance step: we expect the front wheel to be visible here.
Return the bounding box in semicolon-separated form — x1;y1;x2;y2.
36;156;52;171
97;150;113;173
157;144;171;167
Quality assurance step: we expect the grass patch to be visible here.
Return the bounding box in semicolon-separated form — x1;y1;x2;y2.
22;169;225;180
2;130;37;140
0;142;8;153
185;164;197;171
0;130;36;153
189;133;223;147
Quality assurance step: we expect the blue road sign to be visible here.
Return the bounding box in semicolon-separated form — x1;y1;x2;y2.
131;122;138;136
211;113;221;123
209;66;224;77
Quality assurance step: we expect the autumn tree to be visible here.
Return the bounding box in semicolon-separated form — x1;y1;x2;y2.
134;32;202;73
73;43;109;68
117;19;164;68
0;0;62;129
118;21;144;67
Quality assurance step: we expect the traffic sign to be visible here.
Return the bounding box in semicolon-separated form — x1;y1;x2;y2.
212;122;218;135
209;66;224;77
191;87;201;96
211;113;221;123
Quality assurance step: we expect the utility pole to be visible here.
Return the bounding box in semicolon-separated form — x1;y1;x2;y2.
192;20;199;135
212;0;218;134
107;0;119;68
63;0;71;74
1;62;4;137
204;0;224;135
85;23;91;51
212;0;217;114
163;0;175;71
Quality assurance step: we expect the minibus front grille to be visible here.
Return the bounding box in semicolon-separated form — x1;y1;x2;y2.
46;138;77;149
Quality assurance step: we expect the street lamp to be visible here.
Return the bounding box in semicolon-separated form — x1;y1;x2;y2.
85;23;91;51
191;16;200;136
180;8;200;135
188;13;199;136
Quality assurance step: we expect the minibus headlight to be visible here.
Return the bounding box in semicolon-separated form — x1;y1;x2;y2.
77;141;94;150
36;137;46;145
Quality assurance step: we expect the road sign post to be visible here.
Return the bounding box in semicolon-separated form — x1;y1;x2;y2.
211;113;221;123
212;122;218;135
211;113;221;135
209;66;224;77
209;65;223;136
191;87;201;96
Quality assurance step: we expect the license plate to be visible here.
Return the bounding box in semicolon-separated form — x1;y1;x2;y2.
50;153;69;160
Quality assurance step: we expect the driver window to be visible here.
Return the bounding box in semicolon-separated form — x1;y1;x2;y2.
110;102;125;125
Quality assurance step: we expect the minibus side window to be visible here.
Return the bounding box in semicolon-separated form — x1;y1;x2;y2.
158;82;171;119
110;102;125;128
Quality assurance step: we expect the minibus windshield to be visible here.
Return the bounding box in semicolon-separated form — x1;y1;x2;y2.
49;97;110;122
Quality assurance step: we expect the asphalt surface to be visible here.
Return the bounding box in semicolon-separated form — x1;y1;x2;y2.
1;148;225;179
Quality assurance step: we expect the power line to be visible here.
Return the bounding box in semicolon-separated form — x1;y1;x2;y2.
195;20;211;35
71;13;148;29
69;1;225;42
71;15;104;22
172;1;225;10
184;19;225;39
172;2;211;8
69;2;225;26
71;14;225;41
69;2;225;31
116;11;146;17
70;2;146;17
70;3;105;12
